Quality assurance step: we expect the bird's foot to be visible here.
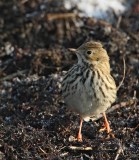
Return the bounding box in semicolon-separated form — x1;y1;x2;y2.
77;133;82;142
99;122;112;133
104;121;111;133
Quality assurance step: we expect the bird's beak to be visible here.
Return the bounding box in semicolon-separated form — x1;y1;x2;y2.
68;48;76;52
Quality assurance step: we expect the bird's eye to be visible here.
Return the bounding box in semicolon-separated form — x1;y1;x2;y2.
86;50;92;55
96;58;99;61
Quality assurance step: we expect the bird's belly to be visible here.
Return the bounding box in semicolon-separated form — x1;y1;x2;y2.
64;83;116;120
65;90;93;114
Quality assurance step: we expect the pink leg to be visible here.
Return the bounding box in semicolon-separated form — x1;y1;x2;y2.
77;118;83;142
103;112;111;133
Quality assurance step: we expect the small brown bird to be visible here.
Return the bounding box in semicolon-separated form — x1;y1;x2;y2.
62;41;117;141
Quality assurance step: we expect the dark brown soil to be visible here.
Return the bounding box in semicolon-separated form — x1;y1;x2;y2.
0;1;139;160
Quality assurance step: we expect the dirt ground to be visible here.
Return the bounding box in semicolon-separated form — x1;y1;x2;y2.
0;0;139;160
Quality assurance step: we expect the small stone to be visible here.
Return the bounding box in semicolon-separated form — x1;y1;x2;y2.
69;135;76;142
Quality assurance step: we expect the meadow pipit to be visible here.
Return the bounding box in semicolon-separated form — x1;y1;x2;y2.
62;41;117;141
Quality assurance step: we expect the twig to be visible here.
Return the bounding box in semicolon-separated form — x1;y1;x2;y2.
116;16;122;29
69;146;93;150
132;124;139;132
0;70;27;81
117;56;126;91
126;31;139;41
114;143;124;160
39;146;47;155
114;147;123;160
133;90;138;108
46;13;77;21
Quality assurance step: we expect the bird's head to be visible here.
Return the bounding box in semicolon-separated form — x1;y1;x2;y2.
69;41;110;72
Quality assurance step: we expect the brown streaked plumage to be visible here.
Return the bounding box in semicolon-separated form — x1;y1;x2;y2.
62;41;117;141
